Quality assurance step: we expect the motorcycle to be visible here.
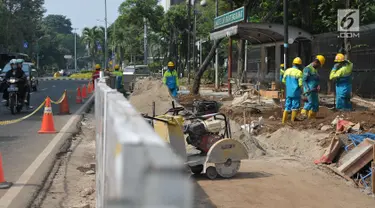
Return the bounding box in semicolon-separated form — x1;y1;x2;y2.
7;77;24;114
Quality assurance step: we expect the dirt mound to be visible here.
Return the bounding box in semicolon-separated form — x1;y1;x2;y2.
129;78;174;115
257;127;331;161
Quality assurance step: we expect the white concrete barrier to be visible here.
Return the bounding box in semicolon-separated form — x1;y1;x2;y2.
95;79;192;208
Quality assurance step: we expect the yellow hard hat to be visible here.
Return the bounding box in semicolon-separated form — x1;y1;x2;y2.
114;64;120;69
292;57;302;65
95;64;101;69
167;61;175;67
315;55;326;66
280;64;284;67
334;53;345;63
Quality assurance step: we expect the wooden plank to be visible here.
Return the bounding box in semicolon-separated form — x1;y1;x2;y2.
338;139;374;172
259;90;280;99
338;145;372;172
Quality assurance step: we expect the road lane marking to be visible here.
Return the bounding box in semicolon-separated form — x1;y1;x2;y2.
0;95;94;207
41;88;47;91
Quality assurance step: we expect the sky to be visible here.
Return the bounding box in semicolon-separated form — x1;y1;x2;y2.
44;0;125;34
44;0;168;34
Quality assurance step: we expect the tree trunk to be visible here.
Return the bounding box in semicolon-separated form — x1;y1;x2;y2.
192;39;222;94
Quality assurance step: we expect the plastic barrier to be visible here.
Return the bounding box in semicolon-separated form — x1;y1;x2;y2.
95;78;192;208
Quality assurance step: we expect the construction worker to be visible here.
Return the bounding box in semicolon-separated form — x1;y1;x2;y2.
279;63;285;82
92;64;101;90
112;64;122;76
163;61;179;98
112;64;123;90
301;55;326;119
281;57;303;123
330;53;353;111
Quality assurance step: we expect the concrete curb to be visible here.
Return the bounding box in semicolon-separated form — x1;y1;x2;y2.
38;77;90;81
0;95;95;208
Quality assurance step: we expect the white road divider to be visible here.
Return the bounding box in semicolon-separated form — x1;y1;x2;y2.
95;78;193;208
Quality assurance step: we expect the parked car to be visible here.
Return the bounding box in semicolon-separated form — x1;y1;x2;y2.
0;62;39;92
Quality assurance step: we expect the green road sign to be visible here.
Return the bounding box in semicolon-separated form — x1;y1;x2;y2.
214;7;245;30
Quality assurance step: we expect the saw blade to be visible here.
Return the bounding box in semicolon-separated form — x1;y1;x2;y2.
215;160;241;178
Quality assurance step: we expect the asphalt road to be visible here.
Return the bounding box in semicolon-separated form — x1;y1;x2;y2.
0;80;90;199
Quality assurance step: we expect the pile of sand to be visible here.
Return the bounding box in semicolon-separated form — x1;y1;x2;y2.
256;127;331;162
129;78;175;115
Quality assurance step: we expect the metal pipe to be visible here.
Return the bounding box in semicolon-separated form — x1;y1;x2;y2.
228;2;233;95
74;28;77;71
283;0;288;70
187;0;191;84
104;0;108;71
214;0;219;89
144;17;148;65
192;8;197;72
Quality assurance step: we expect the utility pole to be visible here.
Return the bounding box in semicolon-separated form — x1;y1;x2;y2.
283;0;289;70
113;22;116;69
187;0;191;84
215;0;219;89
228;2;233;95
104;0;108;71
344;0;351;59
144;17;148;65
74;28;78;71
192;7;197;72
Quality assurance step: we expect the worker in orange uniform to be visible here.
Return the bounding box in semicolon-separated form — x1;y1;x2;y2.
92;64;101;90
301;55;326;119
281;57;303;123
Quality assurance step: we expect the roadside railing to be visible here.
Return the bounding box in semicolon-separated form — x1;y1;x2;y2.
95;78;193;208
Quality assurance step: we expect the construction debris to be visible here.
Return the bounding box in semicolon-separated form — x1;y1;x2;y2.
337;139;375;178
314;136;343;164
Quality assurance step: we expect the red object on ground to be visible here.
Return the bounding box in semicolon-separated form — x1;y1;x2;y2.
336;120;354;133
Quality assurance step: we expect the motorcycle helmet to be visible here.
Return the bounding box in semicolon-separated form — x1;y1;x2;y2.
16;59;24;64
10;59;17;65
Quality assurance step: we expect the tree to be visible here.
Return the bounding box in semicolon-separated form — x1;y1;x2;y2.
82;26;105;65
43;15;73;34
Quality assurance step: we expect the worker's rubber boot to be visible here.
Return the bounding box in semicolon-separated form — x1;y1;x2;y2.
282;111;289;124
308;110;316;119
300;109;307;116
291;110;297;122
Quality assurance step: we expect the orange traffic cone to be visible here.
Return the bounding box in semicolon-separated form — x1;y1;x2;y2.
0;153;12;189
82;84;88;99
87;82;92;94
59;90;70;115
38;97;56;134
76;87;83;104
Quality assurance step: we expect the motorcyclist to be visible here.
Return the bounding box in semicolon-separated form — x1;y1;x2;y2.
16;59;33;109
3;59;27;107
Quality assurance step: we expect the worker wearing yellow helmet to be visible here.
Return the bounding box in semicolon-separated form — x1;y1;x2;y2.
281;57;303;123
279;63;285;82
163;61;179;97
111;64;123;90
330;53;353;111
92;64;101;90
300;55;325;119
112;64;122;76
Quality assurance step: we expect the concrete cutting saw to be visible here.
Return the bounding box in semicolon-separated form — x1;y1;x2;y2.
143;106;249;179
